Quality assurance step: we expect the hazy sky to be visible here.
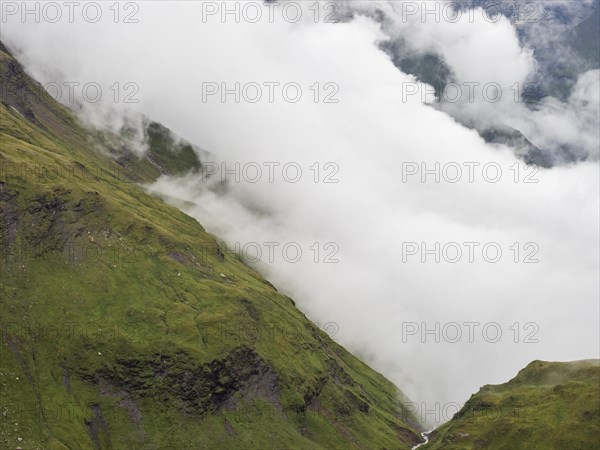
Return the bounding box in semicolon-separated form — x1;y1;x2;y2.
3;0;598;425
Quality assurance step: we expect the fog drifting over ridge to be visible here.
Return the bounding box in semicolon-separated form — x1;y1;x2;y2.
3;1;598;424
351;0;600;163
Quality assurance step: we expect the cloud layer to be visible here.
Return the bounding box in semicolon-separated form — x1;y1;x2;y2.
3;1;598;424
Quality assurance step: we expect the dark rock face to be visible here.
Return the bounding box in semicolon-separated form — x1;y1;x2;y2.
76;347;281;416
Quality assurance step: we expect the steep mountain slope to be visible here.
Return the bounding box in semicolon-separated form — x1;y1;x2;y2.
0;43;424;449
423;360;600;450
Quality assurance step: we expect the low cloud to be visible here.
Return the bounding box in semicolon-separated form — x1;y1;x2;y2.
3;1;598;425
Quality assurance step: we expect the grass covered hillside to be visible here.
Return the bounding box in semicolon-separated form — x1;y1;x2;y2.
0;42;424;449
423;360;600;450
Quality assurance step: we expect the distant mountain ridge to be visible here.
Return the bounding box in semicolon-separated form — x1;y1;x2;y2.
378;0;600;166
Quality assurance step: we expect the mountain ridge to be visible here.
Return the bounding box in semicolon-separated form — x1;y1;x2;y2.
0;40;425;449
2;39;599;450
423;359;600;449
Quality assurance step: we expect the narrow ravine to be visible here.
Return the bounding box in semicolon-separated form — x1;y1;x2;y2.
411;429;435;450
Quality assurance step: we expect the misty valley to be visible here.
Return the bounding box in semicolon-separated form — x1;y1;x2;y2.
1;1;599;449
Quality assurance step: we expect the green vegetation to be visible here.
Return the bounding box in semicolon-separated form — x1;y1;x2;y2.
423;360;600;450
3;39;598;450
145;121;202;176
0;42;424;449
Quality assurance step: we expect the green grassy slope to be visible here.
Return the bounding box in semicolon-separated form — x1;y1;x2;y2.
423;360;600;450
145;121;202;176
0;43;423;449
